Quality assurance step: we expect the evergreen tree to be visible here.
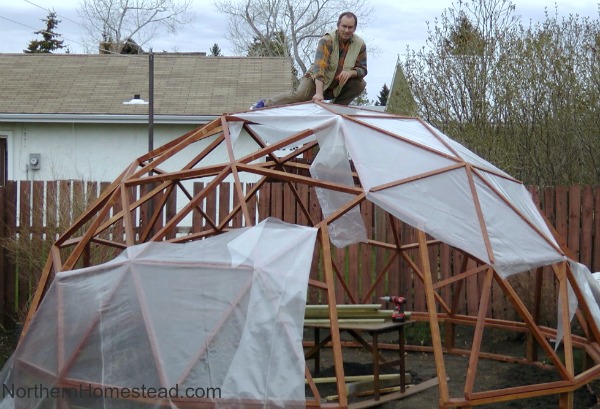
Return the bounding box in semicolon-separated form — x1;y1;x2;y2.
210;43;222;56
247;31;299;84
351;88;370;106
375;83;389;106
25;11;65;53
387;63;417;115
247;31;287;57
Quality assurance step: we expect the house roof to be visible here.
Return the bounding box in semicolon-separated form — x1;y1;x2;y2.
0;53;293;120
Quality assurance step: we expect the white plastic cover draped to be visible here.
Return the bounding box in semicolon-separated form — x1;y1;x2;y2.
310;118;367;247
238;105;368;247
556;260;600;347
0;218;316;409
233;103;565;275
342;116;565;276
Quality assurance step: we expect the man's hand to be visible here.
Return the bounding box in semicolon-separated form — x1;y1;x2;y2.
313;79;325;102
312;93;325;102
336;70;356;86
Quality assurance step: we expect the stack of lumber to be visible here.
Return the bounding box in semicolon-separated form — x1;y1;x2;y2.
304;304;396;325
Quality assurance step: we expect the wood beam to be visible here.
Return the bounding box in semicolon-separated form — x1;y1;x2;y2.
418;229;450;403
319;227;348;407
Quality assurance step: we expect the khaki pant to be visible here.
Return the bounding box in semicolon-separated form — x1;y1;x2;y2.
265;76;366;107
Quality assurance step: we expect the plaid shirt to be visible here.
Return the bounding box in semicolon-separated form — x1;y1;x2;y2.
308;31;368;83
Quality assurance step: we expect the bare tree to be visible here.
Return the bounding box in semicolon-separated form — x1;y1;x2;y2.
79;0;194;53
214;0;372;75
401;0;600;185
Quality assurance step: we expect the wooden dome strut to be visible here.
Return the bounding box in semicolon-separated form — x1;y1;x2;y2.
21;108;600;409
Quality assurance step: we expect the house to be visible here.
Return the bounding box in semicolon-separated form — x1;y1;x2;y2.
0;53;293;184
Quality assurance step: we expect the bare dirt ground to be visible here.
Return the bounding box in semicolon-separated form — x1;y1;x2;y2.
2;325;600;408
307;324;600;409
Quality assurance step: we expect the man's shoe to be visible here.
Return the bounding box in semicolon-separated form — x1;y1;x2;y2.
250;99;265;110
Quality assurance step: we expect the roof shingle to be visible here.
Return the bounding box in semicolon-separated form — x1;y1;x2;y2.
0;53;293;116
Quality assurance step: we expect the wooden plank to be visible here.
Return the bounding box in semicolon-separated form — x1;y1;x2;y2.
360;201;372;304
271;182;283;221
347;376;439;409
386;217;398;298
72;180;84;218
31;181;45;287
219;182;230;229
493;270;570;379
335;246;346;304
465;258;479;317
59;180;72;229
18;180;31;313
555;263;575;381
245;183;257;227
526;267;544;362
412;228;426;313
567;185;581;261
0;185;6;326
20;253;54;339
441;244;456;348
464;268;494;395
283;181;295;224
362;253;399;304
150;167;229;241
32;181;44;239
19;180;31;234
439;244;452;305
257;182;270;223
230;183;243;228
398;222;413;311
296;183;308;226
320;227;348;407
308;187;322;304
152;184;165;234
580;186;593;268
205;181;218;229
540;186;558;326
191;182;204;233
348;233;361;300
593;187;600;272
120;185;136;247
166;188;177;238
555;186;568;248
544;186;556;229
374;207;387;298
45;181;58;243
456;252;468;315
61;183;125;271
112;184;125;245
417;229;449;401
450;254;468;317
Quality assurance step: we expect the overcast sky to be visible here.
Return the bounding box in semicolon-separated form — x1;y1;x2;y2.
0;0;598;100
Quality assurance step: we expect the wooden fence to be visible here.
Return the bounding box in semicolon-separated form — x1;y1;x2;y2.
1;180;599;329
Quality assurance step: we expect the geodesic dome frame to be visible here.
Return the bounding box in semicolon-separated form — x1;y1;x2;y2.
21;102;600;409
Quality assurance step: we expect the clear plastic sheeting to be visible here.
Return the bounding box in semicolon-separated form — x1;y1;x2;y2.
232;102;565;274
310;118;367;247
342;114;565;276
0;218;316;409
556;260;600;347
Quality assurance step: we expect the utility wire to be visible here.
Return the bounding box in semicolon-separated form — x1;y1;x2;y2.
22;0;82;27
5;0;211;58
0;12;133;56
0;14;82;46
18;0;160;56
